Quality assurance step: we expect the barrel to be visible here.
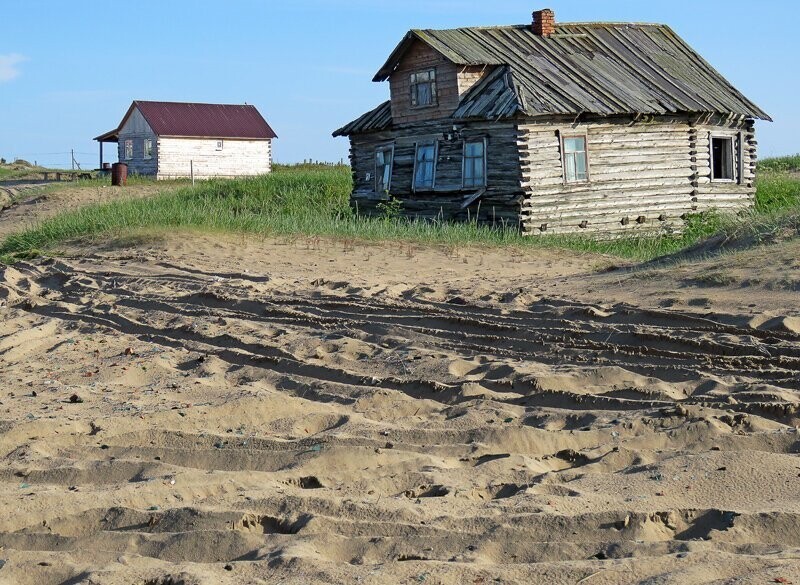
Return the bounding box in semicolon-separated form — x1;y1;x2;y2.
111;162;128;186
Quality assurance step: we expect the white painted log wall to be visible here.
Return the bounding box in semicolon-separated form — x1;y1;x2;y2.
156;138;272;180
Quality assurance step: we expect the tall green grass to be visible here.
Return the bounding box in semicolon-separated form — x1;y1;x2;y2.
758;154;800;173
1;160;799;264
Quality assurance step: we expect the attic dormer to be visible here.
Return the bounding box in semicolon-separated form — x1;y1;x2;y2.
383;38;492;125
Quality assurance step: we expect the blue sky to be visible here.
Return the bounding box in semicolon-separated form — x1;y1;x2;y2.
0;0;795;168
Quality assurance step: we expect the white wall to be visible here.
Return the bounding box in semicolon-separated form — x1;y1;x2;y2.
157;137;272;179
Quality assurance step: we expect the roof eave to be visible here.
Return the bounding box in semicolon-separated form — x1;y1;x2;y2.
94;101;138;143
374;31;418;82
373;29;479;81
94;129;119;142
158;134;276;140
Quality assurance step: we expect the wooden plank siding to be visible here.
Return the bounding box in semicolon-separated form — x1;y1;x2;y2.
156;137;272;180
349;119;524;225
117;108;158;176
518;115;756;236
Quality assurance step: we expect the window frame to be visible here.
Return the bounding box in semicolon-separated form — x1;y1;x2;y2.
710;134;736;183
410;69;438;109
124;139;133;161
215;139;224;152
462;138;487;189
374;144;395;194
560;133;590;184
143;138;153;160
413;142;438;191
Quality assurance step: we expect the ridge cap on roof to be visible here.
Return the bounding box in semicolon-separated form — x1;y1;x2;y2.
411;21;667;34
134;99;256;107
556;21;666;27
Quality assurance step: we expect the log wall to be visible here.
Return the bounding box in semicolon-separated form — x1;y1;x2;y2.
519;115;756;236
156;138;272;180
346;113;757;234
693;117;757;213
349;119;524;225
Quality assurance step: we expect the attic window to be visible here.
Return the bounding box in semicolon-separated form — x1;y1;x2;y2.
711;136;734;181
410;69;437;108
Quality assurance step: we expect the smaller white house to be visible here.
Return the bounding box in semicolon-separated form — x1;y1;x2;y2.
95;100;277;180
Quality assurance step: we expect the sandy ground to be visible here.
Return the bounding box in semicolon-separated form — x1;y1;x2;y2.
0;194;800;584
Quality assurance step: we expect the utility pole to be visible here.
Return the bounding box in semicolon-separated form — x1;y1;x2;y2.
71;149;75;171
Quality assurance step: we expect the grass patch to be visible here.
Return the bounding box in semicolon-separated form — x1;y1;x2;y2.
1;161;799;265
0;161;63;181
754;170;800;213
758;154;800;173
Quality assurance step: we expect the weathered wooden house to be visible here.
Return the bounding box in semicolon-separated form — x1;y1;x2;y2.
95;101;277;180
333;9;770;235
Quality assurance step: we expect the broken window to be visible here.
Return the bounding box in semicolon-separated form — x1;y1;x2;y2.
711;136;734;181
414;143;437;190
124;140;133;160
410;69;437;108
375;146;394;193
463;140;486;188
563;135;589;183
143;139;153;160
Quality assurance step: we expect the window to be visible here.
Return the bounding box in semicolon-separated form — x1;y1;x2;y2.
143;139;153;160
711;136;734;181
414;143;437;190
562;135;589;183
124;140;133;160
216;140;224;151
410;69;437;108
375;146;394;193
463;140;486;188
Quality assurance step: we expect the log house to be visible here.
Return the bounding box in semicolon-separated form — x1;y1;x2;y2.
333;9;770;235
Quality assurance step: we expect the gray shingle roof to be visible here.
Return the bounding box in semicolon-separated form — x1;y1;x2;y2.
335;21;769;135
333;101;391;137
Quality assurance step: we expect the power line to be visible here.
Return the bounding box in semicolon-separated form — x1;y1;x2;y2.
6;151;96;156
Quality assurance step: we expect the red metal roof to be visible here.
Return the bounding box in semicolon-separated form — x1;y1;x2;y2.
95;100;277;142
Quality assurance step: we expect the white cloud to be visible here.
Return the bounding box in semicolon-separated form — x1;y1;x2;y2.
0;54;27;83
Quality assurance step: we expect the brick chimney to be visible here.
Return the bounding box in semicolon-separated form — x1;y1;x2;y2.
532;8;555;37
